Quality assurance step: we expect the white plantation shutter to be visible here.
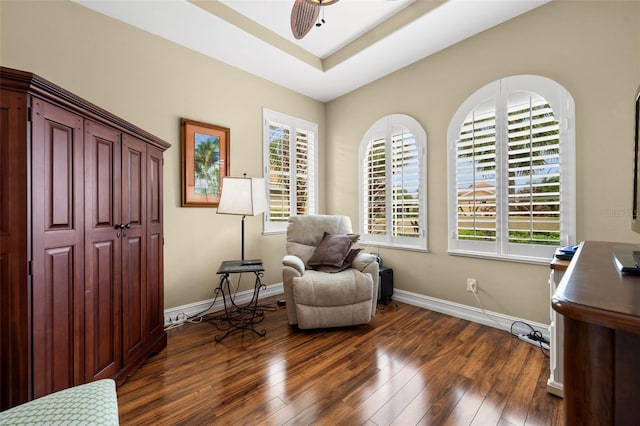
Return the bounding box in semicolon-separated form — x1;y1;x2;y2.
391;127;420;238
263;109;317;233
448;75;575;262
360;114;427;250
294;128;315;215
365;136;387;235
506;94;560;245
267;120;291;224
456;102;498;243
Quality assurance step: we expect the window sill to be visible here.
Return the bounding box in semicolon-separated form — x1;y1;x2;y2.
359;241;429;253
447;249;552;266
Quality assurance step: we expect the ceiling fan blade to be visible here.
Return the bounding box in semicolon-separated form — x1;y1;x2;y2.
291;0;319;40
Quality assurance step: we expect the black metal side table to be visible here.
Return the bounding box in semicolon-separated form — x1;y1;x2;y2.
213;259;266;341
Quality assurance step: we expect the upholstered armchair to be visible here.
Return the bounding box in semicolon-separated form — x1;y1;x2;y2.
282;215;379;329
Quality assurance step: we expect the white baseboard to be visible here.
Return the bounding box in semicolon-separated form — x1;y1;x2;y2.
164;283;549;340
163;283;284;327
392;288;550;339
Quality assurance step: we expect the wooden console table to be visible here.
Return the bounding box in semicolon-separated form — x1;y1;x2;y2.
552;241;640;425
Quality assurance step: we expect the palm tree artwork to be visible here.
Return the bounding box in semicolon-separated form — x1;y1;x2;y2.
193;132;221;197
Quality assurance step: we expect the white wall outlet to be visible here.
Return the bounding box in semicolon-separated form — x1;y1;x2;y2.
466;278;478;293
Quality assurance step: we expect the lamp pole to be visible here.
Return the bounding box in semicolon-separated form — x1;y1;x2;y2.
241;214;246;261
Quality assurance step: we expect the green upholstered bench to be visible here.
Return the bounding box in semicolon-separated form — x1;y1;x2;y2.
0;379;118;425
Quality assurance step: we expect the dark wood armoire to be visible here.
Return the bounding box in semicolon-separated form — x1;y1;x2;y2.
0;67;170;410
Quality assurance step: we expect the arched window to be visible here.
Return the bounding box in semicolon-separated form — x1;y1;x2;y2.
448;75;575;262
359;114;427;250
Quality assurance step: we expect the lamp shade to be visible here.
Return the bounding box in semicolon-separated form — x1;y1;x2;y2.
216;176;267;216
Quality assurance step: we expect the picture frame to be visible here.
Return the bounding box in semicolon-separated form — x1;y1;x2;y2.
181;118;230;207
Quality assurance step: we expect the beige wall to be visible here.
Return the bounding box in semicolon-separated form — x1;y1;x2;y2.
0;0;326;308
2;1;639;324
326;1;640;323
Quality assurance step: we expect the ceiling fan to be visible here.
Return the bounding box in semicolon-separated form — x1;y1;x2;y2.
290;0;339;39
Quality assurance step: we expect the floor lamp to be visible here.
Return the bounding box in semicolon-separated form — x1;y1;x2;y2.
216;175;267;263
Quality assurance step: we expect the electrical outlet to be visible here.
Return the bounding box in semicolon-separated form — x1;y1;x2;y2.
466;278;478;293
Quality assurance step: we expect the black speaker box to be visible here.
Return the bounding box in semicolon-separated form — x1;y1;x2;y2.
378;267;393;304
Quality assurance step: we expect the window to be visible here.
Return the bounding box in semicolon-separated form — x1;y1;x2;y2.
359;114;427;250
448;75;575;262
263;108;318;233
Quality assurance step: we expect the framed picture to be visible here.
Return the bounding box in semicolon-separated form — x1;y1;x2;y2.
181;118;230;207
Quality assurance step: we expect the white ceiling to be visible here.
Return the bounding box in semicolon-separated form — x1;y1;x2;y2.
220;0;416;59
73;0;549;102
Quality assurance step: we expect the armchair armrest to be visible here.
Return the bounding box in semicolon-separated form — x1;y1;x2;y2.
352;252;377;272
282;254;305;325
283;254;305;275
352;252;379;319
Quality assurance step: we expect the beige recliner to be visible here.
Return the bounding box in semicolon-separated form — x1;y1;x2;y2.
282;215;379;329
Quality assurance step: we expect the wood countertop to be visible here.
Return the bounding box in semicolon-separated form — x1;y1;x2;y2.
552;240;640;335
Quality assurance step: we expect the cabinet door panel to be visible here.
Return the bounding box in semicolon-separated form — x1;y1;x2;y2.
123;137;145;228
32;246;75;397
31;99;84;398
90;240;119;376
46;125;74;230
95;140;116;226
84;120;122;381
147;146;164;340
0;103;10;236
122;134;147;365
123;235;144;363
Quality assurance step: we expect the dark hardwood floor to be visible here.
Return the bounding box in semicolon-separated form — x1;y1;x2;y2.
117;298;563;425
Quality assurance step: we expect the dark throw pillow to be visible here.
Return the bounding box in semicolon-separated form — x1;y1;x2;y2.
307;232;360;268
313;248;362;273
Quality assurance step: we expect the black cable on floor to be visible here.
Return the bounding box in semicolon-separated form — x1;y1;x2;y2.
510;320;550;357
